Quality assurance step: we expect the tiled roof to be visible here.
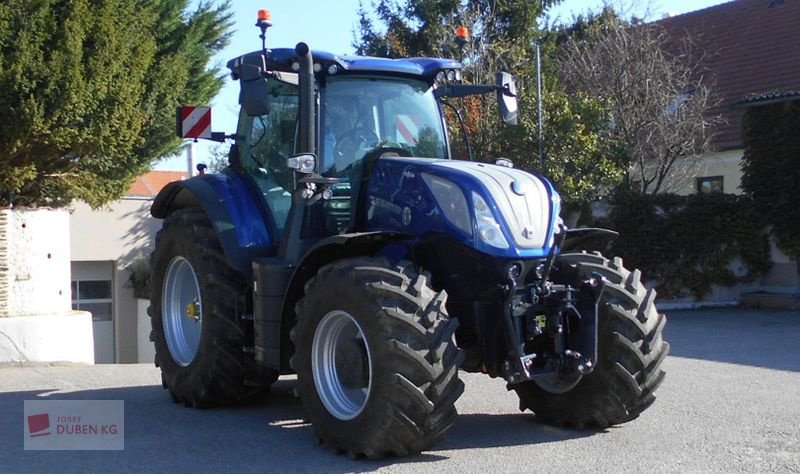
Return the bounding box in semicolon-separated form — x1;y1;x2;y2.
657;0;800;150
736;90;800;106
127;171;188;198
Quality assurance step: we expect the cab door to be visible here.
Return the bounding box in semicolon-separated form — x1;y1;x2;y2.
235;79;299;241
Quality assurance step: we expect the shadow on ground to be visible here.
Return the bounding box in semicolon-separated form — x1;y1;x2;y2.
664;307;800;372
0;378;593;473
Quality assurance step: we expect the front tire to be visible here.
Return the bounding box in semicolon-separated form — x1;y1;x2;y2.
150;208;277;407
291;257;464;458
511;251;669;428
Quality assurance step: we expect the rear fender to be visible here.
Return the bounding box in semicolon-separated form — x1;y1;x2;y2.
151;172;274;279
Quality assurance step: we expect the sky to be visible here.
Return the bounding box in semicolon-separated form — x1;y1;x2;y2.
157;0;730;172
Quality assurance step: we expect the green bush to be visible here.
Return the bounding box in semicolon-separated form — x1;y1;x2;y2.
593;192;772;299
741;101;800;260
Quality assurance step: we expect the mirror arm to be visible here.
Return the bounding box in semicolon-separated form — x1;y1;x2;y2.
435;84;496;99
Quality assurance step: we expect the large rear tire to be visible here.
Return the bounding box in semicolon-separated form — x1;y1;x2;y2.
150;208;277;407
511;251;669;428
291;257;464;458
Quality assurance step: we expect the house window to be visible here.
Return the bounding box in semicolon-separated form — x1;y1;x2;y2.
696;176;723;194
71;280;113;321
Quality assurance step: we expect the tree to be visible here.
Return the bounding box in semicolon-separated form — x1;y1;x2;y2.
206;143;230;173
555;15;720;194
0;0;232;208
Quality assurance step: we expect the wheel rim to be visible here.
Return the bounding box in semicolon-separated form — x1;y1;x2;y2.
162;256;203;367
312;310;372;420
534;373;583;394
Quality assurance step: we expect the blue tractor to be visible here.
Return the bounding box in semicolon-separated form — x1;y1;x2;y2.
149;13;668;458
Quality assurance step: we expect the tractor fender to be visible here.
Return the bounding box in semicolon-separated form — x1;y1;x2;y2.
274;231;413;371
151;172;273;279
561;227;619;253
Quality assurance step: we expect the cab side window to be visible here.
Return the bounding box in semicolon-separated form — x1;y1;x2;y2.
240;80;298;233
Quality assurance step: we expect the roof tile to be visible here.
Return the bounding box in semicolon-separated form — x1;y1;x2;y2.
657;0;800;149
127;171;189;198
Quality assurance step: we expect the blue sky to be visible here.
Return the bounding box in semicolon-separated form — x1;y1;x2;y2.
157;0;729;171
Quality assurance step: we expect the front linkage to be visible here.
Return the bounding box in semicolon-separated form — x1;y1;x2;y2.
499;228;606;386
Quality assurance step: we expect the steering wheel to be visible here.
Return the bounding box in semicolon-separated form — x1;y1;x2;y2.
334;127;380;169
363;143;413;159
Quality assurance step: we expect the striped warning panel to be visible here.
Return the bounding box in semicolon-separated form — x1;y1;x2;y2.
178;106;212;139
395;115;422;145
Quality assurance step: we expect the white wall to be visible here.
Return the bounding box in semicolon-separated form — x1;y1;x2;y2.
0;208;94;364
0;208;71;317
666;149;744;195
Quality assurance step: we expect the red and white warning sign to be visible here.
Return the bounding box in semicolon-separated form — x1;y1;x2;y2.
178;105;212;139
395;115;422;145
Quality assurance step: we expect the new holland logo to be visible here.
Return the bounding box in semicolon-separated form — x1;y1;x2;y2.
522;227;535;240
511;180;526;196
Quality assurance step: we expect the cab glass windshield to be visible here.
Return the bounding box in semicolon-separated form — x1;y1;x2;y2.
320;76;447;176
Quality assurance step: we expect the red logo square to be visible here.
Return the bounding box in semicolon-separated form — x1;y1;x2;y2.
28;413;50;437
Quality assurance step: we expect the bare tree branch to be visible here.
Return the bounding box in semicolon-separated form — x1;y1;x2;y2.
556;21;722;194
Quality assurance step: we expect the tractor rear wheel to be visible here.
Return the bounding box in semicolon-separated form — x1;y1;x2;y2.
150;208;277;407
291;257;464;458
511;251;669;428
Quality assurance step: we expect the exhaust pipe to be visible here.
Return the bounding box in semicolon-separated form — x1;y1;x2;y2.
295;42;315;156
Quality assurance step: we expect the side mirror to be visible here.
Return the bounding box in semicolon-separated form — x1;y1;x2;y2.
239;63;270;116
496;72;518;126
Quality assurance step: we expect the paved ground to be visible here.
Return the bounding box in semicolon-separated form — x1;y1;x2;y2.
1;308;799;473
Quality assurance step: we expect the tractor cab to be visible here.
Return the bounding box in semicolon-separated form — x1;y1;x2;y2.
224;41;517;251
230;50;454;238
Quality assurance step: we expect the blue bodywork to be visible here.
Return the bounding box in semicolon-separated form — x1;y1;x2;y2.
363;158;561;259
203;171;273;248
151;169;274;276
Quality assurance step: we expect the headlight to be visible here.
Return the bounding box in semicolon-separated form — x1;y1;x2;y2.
422;173;471;235
472;192;510;249
286;153;316;173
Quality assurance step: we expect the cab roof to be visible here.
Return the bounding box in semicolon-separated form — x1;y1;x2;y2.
226;48;462;83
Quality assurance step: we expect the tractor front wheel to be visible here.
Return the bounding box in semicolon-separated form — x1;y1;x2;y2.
291;257;464;458
511;251;669;428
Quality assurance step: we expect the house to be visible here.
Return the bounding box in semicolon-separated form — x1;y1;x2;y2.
654;0;800;305
69;171;187;363
657;0;800;194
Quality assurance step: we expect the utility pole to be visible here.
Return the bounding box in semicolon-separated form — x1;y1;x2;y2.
536;42;545;168
186;141;195;178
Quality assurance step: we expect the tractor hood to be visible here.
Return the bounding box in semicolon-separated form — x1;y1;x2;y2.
363;157;561;259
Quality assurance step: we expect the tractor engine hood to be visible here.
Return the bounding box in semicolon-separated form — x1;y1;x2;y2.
363;157;562;259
